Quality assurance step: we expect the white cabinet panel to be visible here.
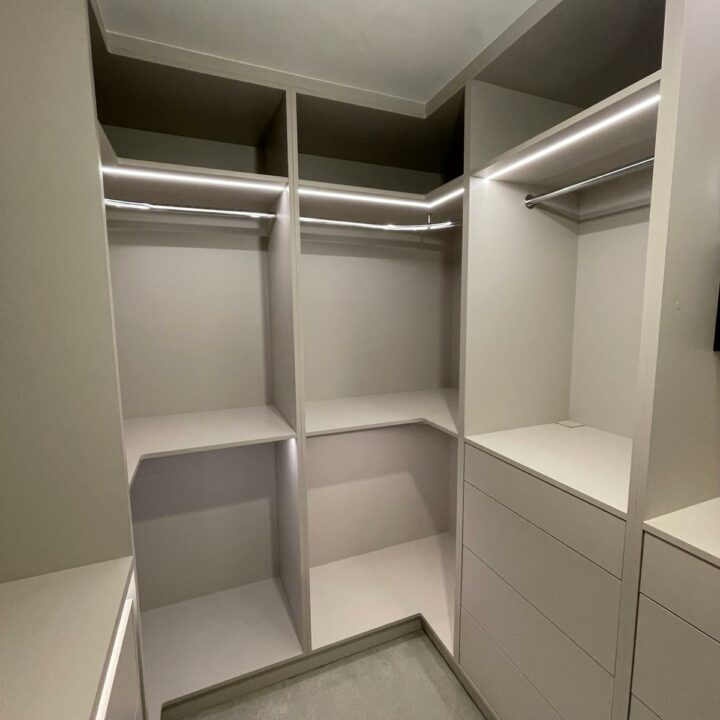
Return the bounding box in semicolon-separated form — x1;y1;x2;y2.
460;609;562;720
463;483;620;672
633;596;720;720
464;444;625;576
629;697;662;720
641;534;720;643
461;548;613;720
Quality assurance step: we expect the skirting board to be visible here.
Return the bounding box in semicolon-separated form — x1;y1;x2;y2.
161;616;496;720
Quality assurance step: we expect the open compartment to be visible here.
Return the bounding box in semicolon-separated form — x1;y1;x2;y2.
296;91;464;194
131;441;305;719
464;76;662;517
90;14;288;177
300;216;462;437
306;425;457;651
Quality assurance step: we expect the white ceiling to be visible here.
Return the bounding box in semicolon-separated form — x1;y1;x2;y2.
95;0;541;103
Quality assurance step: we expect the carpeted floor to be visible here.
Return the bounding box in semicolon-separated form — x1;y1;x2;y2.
187;632;486;720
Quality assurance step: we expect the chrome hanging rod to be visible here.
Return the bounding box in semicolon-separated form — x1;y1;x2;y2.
525;156;654;209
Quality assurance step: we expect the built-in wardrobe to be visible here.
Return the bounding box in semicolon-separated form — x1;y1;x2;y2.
33;1;718;719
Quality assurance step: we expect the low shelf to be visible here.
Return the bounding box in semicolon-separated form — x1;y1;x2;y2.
141;578;303;720
305;389;458;438
644;497;720;569
466;423;631;517
124;405;295;483
310;533;455;652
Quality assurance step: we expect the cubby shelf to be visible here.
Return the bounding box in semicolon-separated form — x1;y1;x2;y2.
124;405;295;484
310;533;455;652
644;497;720;570
471;72;660;192
305;389;458;438
466;423;632;517
141;578;303;720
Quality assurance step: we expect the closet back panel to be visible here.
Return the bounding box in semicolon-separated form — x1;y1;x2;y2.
301;242;460;400
570;210;649;437
306;425;456;567
131;444;277;611
109;230;271;418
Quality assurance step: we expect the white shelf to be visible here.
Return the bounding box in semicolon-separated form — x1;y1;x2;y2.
466;423;632;517
305;389;458;438
472;72;660;191
124;405;295;484
141;578;303;720
645;497;720;569
310;533;455;651
0;557;133;720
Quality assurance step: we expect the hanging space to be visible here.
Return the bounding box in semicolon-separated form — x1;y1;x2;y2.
90;19;308;720
295;91;465;652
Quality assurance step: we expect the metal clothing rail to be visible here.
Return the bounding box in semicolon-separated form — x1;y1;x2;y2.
524;157;655;209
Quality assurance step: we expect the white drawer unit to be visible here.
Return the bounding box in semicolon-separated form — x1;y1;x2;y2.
464;444;625;577
641;534;720;643
460;609;562;720
461;548;614;720
463;482;621;672
633;595;720;720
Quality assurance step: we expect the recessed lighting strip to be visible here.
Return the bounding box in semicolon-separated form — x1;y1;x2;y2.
485;93;661;181
102;165;286;192
105;198;276;219
298;185;464;210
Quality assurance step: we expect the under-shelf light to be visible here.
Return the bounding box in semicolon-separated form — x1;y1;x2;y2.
104;198;276;219
485;93;661;181
102;165;286;192
298;185;464;210
300;216;456;233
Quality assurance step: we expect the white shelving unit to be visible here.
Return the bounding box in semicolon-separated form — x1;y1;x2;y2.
310;533;455;651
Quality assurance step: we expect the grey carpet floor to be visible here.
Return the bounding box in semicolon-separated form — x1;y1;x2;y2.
187;632;486;720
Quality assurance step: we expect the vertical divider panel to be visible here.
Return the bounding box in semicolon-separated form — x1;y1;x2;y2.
271;89;312;652
613;2;720;719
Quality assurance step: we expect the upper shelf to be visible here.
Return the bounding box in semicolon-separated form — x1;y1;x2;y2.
0;557;133;720
645;497;720;570
466;423;632;517
124;405;296;484
305;388;458;438
471;72;661;192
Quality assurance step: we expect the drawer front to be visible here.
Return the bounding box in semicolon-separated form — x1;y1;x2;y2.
633;595;720;720
460;609;562;720
463;483;620;672
641;534;720;642
629;697;662;720
462;548;613;720
464;444;625;576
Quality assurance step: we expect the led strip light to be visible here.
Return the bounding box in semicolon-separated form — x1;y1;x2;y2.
298;185;464;210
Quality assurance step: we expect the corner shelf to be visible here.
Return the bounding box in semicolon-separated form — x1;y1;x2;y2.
644;497;720;570
141;578;303;720
0;557;133;720
309;533;455;652
305;388;458;438
471;72;660;192
466;423;632;517
124;405;295;484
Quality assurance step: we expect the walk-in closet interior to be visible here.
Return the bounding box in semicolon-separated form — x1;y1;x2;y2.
2;1;720;720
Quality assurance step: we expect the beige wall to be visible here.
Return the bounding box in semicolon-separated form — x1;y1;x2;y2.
0;0;132;582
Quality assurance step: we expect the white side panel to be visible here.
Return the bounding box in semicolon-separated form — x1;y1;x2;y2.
464;444;625;577
130;445;277;610
463;484;620;672
569;216;649;437
629;697;662;720
306;426;454;566
468;80;578;171
462;549;614;720
464;179;578;434
460;609;562;720
641;534;720;643
633;595;720;720
109;231;271;418
301;242;458;401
